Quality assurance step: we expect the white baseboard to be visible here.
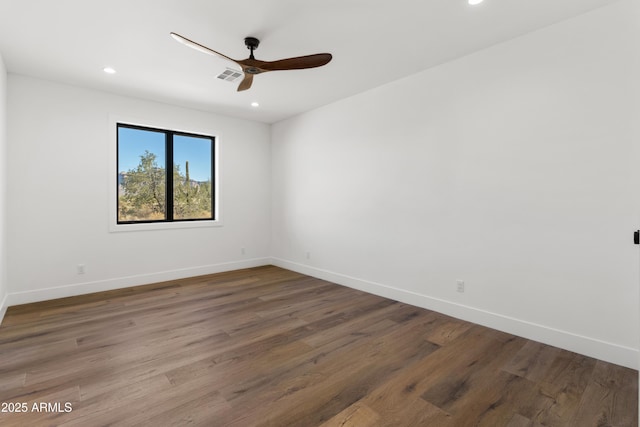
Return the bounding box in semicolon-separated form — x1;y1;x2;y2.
271;257;638;370
0;292;7;326
6;258;271;308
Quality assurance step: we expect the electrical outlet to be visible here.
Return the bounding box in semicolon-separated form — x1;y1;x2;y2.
456;280;465;293
306;251;311;260
241;247;246;255
77;264;86;275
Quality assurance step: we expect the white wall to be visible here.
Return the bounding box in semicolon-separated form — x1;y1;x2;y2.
0;53;7;321
271;0;640;368
6;75;271;305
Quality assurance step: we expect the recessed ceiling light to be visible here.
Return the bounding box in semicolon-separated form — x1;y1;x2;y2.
468;0;484;5
103;67;117;74
251;102;260;108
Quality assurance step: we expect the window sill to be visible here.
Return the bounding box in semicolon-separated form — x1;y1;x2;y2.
109;220;223;233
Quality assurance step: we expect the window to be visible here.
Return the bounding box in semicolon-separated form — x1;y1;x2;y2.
117;123;215;224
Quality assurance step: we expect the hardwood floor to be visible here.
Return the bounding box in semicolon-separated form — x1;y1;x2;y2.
0;266;636;426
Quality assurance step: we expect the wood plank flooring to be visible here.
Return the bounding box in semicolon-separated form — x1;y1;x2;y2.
0;266;636;426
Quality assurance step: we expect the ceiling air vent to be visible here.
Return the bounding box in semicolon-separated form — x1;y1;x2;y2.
217;68;243;82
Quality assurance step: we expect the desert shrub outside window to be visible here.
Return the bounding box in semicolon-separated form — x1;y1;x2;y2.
117;123;215;223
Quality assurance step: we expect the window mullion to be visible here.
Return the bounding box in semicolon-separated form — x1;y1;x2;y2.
166;132;174;221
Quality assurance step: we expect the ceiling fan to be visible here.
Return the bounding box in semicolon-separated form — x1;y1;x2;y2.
170;32;332;92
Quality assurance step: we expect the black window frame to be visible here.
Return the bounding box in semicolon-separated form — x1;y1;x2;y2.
116;123;216;224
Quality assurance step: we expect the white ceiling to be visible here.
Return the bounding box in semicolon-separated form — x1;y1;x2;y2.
0;0;618;123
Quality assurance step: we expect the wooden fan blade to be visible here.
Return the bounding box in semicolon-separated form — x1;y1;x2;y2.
237;73;254;92
259;53;332;71
170;32;238;64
